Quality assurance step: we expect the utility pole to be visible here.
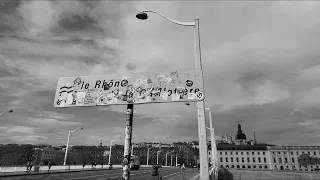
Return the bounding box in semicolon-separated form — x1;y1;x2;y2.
123;104;134;180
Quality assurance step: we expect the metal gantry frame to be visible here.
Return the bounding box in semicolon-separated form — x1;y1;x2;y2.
136;10;210;180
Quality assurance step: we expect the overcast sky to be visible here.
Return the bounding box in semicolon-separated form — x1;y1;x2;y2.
1;1;320;146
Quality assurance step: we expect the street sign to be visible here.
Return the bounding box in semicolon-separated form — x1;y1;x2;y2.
54;69;204;108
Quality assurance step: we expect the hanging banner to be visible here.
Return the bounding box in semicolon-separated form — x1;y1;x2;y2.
54;69;204;108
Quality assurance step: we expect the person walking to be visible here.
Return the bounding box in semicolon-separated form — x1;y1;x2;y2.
29;161;33;172
181;163;186;180
48;161;52;172
26;161;30;172
148;165;163;180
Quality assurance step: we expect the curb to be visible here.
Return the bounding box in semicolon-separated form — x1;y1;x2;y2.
0;168;121;178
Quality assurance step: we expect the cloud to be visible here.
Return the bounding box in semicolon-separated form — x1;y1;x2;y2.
27;118;82;127
10;135;49;143
1;1;320;145
0;125;36;134
32;111;76;120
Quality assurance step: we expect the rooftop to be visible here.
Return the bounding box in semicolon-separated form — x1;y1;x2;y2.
217;143;273;150
267;146;320;150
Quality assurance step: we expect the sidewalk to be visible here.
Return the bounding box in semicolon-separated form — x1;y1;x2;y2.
166;169;200;180
0;167;119;178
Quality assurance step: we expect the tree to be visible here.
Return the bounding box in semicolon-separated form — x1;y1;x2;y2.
298;153;312;168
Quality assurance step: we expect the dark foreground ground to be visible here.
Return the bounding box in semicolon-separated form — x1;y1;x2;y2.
0;167;200;180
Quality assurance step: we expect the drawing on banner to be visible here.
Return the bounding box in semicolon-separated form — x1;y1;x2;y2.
54;69;204;107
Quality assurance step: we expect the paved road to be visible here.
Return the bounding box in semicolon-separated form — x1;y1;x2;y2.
0;168;198;180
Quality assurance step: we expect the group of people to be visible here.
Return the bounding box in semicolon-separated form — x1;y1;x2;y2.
26;161;33;172
26;160;52;172
147;163;186;180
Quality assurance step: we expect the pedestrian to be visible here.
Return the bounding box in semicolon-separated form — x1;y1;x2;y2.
48;161;52;172
82;162;86;170
91;160;95;169
29;161;33;172
101;162;103;168
26;161;30;172
148;165;163;180
181;163;186;180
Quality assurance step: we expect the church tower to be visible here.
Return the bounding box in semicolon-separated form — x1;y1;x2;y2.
235;122;247;145
253;129;257;145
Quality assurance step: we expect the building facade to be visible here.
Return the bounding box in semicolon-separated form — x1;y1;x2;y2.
34;147;64;164
268;146;320;171
208;123;320;171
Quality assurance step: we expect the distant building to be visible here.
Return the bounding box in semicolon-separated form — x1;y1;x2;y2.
208;123;320;171
268;146;320;171
34;147;64;164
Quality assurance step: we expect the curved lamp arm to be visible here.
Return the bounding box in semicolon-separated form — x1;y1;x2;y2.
142;10;195;26
0;109;13;116
71;127;83;133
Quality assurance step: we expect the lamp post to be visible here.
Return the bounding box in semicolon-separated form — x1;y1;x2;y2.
157;150;161;165
136;10;209;180
176;154;178;167
166;151;174;166
0;109;13;116
146;148;151;166
63;127;83;166
165;152;168;166
205;107;218;177
131;144;135;156
109;137;121;165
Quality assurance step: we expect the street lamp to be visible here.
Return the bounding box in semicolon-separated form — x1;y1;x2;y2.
108;137;121;165
0;109;13;116
156;150;161;165
136;10;209;179
166;151;174;166
63;127;83;166
131;143;135;156
147;148;151;166
205;107;218;177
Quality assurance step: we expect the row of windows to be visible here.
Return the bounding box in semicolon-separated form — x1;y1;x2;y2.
44;155;55;159
273;157;299;164
274;165;320;171
45;152;59;155
221;164;268;169
219;151;266;156
272;151;319;156
220;157;267;163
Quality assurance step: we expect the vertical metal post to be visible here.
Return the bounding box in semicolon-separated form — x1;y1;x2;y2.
157;151;159;164
63;131;71;166
147;148;150;166
166;153;168;166
194;19;209;180
123;104;134;180
108;141;113;165
171;155;173;166
176;154;178;166
207;107;217;177
131;144;134;156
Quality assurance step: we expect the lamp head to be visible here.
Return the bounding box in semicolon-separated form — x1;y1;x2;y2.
8;109;13;113
185;103;190;106
136;12;148;20
80;127;83;130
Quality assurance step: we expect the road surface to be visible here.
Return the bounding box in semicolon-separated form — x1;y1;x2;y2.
0;167;199;180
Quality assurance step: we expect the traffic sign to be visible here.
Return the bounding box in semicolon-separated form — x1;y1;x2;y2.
54;69;204;107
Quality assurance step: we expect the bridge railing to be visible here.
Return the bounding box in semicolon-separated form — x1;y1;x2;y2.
0;165;176;173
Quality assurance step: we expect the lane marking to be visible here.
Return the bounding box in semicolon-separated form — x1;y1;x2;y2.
63;170;152;180
97;169;178;180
